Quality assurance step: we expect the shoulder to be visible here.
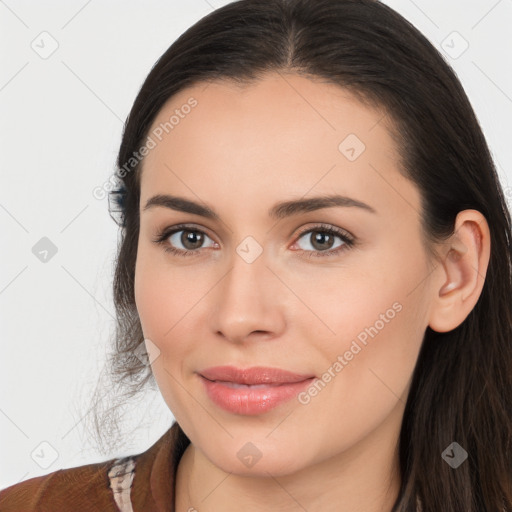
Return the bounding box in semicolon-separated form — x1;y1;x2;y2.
0;456;124;512
0;423;189;512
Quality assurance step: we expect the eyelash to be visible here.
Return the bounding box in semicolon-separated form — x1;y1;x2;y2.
152;223;355;259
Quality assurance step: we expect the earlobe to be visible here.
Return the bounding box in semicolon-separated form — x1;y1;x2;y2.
428;210;491;333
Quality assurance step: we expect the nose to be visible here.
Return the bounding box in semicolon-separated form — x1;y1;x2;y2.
208;247;287;344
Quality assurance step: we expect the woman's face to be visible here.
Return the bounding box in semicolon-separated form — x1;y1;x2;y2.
134;72;437;476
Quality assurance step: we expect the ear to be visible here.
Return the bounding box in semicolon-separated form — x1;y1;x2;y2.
428;209;491;333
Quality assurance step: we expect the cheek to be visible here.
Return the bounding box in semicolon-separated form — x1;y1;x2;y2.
134;257;169;340
317;237;430;346
134;247;194;341
293;286;426;462
134;248;210;386
299;243;430;396
134;252;192;417
314;303;423;448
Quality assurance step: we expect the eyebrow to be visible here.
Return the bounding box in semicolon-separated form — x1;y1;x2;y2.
142;193;377;219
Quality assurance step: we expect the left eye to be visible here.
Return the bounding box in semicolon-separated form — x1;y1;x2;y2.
293;227;351;254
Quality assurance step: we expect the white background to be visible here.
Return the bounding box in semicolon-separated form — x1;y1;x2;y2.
1;0;511;490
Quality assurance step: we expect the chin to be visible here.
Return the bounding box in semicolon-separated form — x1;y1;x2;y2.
202;436;313;478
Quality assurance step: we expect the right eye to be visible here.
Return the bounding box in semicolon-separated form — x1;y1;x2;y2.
153;225;218;256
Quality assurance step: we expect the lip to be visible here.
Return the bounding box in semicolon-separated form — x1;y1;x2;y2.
198;366;316;415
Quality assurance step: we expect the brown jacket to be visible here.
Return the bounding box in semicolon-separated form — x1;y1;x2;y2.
0;421;190;512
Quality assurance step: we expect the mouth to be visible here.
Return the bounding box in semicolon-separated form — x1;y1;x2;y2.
204;381;286;389
199;365;315;385
198;366;316;415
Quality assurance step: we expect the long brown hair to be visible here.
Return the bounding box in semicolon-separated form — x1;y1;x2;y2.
85;1;512;509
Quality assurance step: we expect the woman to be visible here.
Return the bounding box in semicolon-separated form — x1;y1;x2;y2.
1;0;511;510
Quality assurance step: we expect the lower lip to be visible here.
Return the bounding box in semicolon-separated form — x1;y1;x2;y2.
199;375;315;415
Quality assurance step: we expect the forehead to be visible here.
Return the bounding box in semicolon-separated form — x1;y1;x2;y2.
139;72;416;222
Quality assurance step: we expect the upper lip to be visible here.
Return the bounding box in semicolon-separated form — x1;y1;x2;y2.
199;366;315;385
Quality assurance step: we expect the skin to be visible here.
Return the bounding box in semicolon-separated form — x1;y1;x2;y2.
134;72;490;512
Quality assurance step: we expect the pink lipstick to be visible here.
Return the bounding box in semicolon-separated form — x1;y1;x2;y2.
198;366;315;415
